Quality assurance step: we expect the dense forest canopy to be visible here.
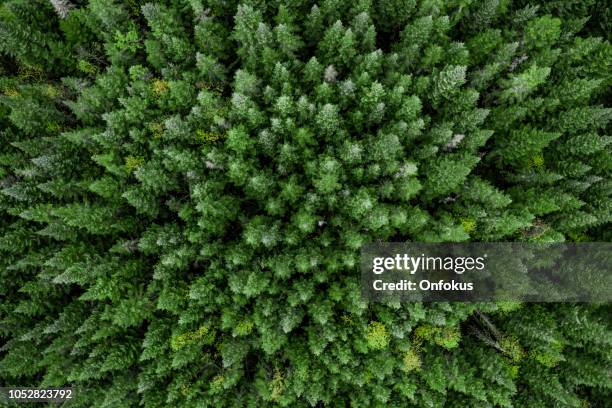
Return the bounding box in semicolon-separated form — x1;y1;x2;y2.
0;1;610;406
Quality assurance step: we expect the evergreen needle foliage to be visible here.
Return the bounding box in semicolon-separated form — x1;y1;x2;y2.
0;1;610;407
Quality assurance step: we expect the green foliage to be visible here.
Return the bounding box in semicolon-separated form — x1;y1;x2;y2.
415;324;462;349
366;321;391;350
0;1;610;407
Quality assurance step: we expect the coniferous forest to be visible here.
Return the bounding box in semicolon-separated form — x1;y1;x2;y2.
1;1;611;406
